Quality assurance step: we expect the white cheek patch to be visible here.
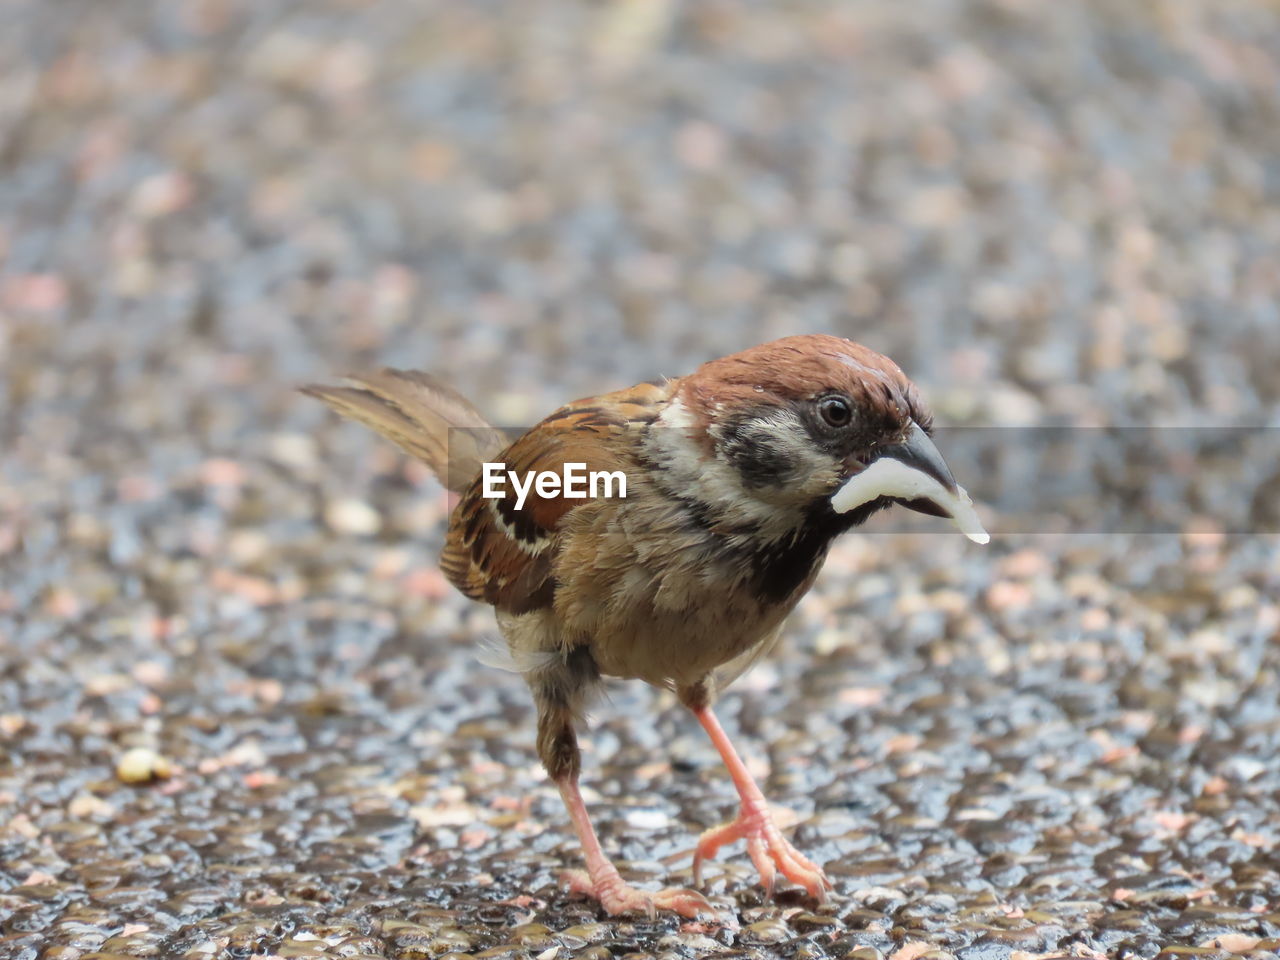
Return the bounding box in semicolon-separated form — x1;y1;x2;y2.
831;458;990;545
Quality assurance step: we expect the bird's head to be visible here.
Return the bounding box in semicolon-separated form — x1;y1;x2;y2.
656;334;987;544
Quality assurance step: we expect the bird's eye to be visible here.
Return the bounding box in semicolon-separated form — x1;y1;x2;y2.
817;395;853;428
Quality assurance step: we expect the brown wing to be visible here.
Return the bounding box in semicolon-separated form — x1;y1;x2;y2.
441;380;670;614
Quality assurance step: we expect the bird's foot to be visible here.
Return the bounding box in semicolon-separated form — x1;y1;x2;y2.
693;803;830;902
562;865;713;919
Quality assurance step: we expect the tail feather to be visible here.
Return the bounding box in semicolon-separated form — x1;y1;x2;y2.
302;369;508;492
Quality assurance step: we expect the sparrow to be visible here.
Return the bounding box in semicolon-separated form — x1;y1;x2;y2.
303;334;988;918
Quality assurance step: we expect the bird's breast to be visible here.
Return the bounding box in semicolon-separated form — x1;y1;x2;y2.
551;491;827;688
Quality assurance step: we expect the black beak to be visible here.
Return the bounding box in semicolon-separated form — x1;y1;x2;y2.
871;421;957;519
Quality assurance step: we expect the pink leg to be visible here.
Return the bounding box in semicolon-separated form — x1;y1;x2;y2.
691;706;831;901
557;776;712;919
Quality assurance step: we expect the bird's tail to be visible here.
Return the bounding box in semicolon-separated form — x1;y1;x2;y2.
301;369;509;493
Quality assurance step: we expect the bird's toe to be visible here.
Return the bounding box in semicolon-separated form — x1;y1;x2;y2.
561;869;714;919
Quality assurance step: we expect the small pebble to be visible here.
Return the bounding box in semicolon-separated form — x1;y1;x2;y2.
116;747;172;784
325;497;383;535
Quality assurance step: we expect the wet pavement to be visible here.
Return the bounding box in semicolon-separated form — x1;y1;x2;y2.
3;1;1280;957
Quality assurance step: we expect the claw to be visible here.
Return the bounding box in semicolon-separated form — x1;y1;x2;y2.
693;806;830;902
562;868;713;918
556;775;718;920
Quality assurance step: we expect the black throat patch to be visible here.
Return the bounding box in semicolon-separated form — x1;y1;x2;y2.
744;498;890;604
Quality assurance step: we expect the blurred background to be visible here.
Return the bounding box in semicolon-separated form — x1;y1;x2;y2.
2;1;1279;957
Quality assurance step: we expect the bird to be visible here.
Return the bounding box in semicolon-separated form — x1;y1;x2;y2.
303;334;988;918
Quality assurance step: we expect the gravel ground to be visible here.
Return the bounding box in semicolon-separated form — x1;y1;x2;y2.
3;1;1280;958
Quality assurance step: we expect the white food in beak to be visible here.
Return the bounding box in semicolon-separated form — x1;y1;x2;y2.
831;458;990;544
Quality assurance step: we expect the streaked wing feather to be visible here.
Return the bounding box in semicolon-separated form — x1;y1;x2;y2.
441;380;669;614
